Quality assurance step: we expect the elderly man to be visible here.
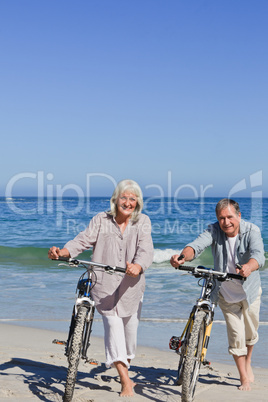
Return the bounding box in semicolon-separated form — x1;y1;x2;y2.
170;198;264;391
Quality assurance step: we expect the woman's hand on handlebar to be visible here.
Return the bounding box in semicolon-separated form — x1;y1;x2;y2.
48;247;70;260
126;262;142;278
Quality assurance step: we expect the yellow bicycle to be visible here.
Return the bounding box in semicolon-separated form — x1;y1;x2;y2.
169;264;244;402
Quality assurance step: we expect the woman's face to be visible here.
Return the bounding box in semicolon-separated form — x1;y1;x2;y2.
116;191;138;218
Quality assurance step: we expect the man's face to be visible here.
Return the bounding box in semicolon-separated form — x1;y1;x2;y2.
217;205;241;237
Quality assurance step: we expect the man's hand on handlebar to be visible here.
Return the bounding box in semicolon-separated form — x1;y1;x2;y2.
170;246;195;268
170;254;185;268
236;263;253;278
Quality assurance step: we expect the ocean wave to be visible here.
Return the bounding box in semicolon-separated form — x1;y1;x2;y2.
1;317;267;325
153;248;181;264
0;245;180;265
0;245;48;260
0;245;93;266
141;318;268;325
1;245;268;270
153;248;268;269
152;247;215;267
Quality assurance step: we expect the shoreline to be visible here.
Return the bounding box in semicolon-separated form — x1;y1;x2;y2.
1;323;268;401
2;317;268;369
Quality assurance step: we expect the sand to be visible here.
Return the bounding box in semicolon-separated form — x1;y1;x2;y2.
0;323;267;402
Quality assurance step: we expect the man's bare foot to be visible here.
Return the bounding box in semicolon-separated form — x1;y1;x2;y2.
246;364;254;383
120;380;136;397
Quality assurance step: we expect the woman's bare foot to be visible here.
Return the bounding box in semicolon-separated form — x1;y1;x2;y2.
120;380;136;397
114;361;136;397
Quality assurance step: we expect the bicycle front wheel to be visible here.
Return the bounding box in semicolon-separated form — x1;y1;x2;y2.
63;305;88;402
177;322;191;386
181;310;206;402
177;343;186;386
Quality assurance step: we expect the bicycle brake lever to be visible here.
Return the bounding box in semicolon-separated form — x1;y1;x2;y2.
235;264;247;280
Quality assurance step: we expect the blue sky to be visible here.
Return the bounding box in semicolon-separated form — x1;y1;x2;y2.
1;0;267;198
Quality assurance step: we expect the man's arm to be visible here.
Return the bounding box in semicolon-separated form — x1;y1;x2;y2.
170;224;214;269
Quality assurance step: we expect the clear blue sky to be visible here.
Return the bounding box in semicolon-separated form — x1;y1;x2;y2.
1;0;267;198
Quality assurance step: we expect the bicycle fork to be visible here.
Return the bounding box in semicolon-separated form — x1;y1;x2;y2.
169;311;195;352
201;321;213;365
81;305;95;359
169;308;213;366
65;297;95;360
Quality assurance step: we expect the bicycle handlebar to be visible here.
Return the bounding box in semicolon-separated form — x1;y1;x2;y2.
177;265;244;281
54;257;126;273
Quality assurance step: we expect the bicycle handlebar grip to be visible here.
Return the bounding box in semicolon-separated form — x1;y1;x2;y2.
178;265;195;272
57;256;70;262
227;272;245;280
115;266;126;273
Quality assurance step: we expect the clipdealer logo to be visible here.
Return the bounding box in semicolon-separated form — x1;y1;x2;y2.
4;170;264;231
228;170;263;230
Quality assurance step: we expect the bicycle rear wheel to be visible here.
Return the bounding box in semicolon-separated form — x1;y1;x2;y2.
63;305;88;402
181;310;206;402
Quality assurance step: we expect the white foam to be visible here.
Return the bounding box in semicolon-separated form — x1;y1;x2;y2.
153;248;181;264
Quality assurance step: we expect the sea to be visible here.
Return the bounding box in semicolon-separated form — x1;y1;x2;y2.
0;196;267;368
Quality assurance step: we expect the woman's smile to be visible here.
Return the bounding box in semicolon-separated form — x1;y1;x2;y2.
117;192;137;217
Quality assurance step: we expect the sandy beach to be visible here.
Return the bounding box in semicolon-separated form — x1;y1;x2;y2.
0;323;267;402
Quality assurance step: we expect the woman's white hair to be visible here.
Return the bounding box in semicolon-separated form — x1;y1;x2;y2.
109;179;143;222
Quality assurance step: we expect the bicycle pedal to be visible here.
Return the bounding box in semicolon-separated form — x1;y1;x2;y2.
86;358;99;365
52;339;67;345
169;336;182;351
202;359;211;366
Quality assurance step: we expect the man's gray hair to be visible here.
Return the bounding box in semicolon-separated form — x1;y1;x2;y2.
215;198;240;217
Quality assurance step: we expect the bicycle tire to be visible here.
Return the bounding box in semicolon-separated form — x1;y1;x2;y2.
177;344;186;385
65;307;76;359
181;310;206;402
177;321;191;385
82;306;95;359
63;305;88;402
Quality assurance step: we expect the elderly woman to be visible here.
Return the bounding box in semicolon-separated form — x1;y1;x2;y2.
48;179;154;397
